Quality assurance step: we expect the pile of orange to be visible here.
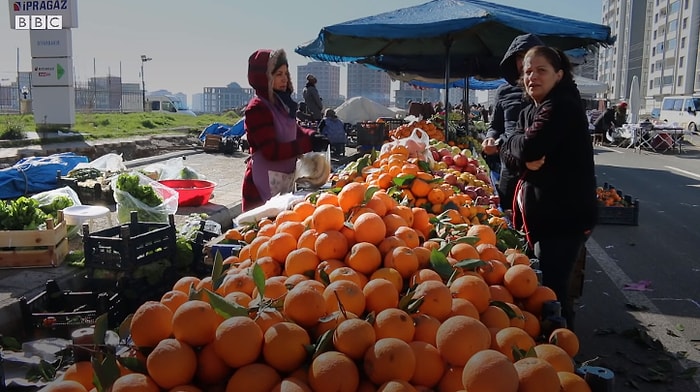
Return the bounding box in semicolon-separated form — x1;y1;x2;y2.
43;142;591;392
388;120;445;141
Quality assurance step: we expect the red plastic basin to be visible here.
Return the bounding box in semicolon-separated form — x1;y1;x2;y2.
159;179;216;207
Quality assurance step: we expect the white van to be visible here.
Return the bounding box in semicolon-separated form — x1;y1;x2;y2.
146;95;197;116
659;96;700;132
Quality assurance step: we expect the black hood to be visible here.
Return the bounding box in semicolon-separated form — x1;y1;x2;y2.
500;34;545;86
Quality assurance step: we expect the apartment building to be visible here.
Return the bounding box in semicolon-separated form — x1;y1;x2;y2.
599;0;700;111
347;63;392;108
202;82;254;114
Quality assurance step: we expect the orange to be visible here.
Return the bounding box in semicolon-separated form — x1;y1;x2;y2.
220;272;256;296
262;321;312;372
172;300;220;347
129;301;173;348
338;181;368;213
110;374;160;392
168;386;202;392
411;313;441;346
283;286;327;328
284;247;320;277
476;243;508;264
225;291;253;308
376;380;418;391
438;365;466;392
284;273;309;287
248;235;271;260
251;274;287;299
257;223;277;238
369;267;404;293
254;256;282;280
534;343;575;373
503;264;539;298
493;326;536;361
253;308;286;333
328;266;368;288
412;246;432;270
270;378;312;392
558;372;593;392
408;341;445;388
479;305;511;331
449;242;480;261
314;230;349;261
294;279;325;295
213;316;263;368
514;357;561;392
393;226;421;249
413;280;453;321
146;338;197;389
467;224;497;246
521;310;542;339
477;260;508;285
308;351;359;392
523;286;558;317
377;235;407;257
363;338;416;385
409;268;442;286
159;290;189;314
352;212;387;245
410;178;433;198
323;279;366;316
345;242;382;275
172;276;200;294
435;315;491;366
61;361;94;390
461;349;519;392
507;251;531;266
384;246;419;279
315;259;347;282
489;284;515;304
449;297;480;319
266;232;298;263
373;308;415;342
42;381;89;392
226;363;281;392
313;309;358;340
382;213;408;236
315;191;340;207
297;228;319;250
389;205;414;227
312;204;345;232
293;200;316;218
366;194;389;216
196;342;231;386
548;328;580;357
505;302;526;329
449;275;491;313
333;318;377;360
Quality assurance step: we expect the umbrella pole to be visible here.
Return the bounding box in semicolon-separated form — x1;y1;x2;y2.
443;39;453;141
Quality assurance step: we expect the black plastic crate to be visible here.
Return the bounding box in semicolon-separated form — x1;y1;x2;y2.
191;220;223;276
82;211;177;271
355;122;387;148
19;279;125;339
56;170;114;206
597;183;639;226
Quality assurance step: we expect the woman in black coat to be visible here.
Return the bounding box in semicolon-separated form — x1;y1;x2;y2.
500;46;598;330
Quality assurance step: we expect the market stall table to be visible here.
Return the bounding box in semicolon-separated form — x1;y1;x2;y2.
620;122;688;154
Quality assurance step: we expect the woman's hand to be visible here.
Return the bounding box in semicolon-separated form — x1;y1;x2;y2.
525;156;545;171
481;137;499;155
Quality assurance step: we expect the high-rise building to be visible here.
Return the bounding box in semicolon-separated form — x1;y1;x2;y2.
297;62;342;108
202;82;254;114
347;63;392;107
394;82;440;109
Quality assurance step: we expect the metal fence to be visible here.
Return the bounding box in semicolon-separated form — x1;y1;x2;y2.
0;83;144;113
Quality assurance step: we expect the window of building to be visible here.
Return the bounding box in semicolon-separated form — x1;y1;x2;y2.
653;30;657;40
678;76;683;86
651;63;655;72
680;57;684;67
663;75;674;86
649;80;654;89
656;42;664;53
667;38;677;50
683;17;687;29
652;47;656;56
654;13;658;23
685;0;689;9
681;37;686;48
669;1;680;14
668;19;678;32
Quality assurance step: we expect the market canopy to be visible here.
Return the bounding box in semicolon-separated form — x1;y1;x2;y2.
296;0;614;80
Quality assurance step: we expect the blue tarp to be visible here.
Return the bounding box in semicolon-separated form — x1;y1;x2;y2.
197;119;245;142
296;0;614;80
0;152;88;200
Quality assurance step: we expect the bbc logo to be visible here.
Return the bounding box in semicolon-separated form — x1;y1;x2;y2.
15;15;63;30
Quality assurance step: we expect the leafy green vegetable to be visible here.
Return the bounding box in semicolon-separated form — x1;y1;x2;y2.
0;197;49;230
39;195;74;220
115;173;163;207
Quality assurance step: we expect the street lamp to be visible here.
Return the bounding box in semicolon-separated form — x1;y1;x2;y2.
140;54;152;112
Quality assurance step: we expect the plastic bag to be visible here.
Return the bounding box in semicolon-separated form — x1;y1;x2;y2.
381;127;434;162
111;171;178;224
31;186;82;236
141;157;204;180
234;193;305;227
72;153;126;173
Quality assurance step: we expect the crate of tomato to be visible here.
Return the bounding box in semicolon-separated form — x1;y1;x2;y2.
596;182;639;226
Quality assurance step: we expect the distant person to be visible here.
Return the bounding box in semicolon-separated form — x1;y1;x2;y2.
614;101;628;125
242;49;328;212
303;74;323;122
482;33;544;211
319;108;346;157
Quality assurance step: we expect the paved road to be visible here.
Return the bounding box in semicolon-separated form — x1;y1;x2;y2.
576;139;700;391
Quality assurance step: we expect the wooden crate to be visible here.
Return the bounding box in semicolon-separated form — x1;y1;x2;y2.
203;134;223;152
0;213;69;268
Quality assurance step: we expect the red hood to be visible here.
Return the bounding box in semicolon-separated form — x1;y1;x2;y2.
247;49;293;101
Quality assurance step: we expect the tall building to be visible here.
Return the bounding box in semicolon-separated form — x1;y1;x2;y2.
192;93;203;112
297;62;342;108
394;82;440;109
202;82;254;114
347;63;392;107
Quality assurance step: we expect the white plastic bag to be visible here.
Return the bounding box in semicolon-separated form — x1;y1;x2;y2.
72;153;126;173
142;157;204;180
111;171;178;224
381;127;433;162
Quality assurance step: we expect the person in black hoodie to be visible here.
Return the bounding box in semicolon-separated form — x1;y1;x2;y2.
500;46;598;330
482;34;544;212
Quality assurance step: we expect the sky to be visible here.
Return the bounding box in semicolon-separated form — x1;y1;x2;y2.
0;0;602;105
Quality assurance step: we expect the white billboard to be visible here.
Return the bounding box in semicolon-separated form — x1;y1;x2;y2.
8;0;78;29
31;57;73;86
31;85;75;126
29;29;72;57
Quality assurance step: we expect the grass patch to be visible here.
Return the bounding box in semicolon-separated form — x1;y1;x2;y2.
1;112;241;140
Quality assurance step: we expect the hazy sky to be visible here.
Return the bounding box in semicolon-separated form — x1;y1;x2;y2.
1;0;601;103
